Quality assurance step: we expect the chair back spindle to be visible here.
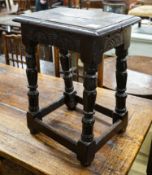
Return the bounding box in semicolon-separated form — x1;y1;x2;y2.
3;33;40;71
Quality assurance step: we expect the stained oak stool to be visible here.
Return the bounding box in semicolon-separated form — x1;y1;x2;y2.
14;7;140;166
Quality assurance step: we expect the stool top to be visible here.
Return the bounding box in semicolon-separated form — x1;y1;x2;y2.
14;7;140;36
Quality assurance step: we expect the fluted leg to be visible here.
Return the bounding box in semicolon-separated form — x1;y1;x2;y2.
25;43;39;134
113;45;128;131
77;66;97;166
59;49;77;110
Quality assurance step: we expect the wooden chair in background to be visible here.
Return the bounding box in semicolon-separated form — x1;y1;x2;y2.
3;33;40;71
16;0;32;14
4;0;18;14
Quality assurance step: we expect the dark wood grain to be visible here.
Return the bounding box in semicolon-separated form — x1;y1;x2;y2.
14;7;140;36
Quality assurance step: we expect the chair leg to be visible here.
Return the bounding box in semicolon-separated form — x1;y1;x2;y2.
147;139;152;175
54;47;60;77
138;21;141;28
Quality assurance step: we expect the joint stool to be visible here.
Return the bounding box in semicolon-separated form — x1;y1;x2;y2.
14;8;140;166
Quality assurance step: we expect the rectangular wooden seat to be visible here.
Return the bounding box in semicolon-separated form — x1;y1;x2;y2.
0;64;152;174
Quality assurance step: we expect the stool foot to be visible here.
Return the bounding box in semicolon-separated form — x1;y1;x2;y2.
77;140;96;166
27;112;39;135
113;111;128;133
64;91;77;110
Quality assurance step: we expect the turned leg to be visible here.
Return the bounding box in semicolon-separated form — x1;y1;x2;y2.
59;49;77;110
25;43;39;134
113;45;128;132
77;66;97;166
